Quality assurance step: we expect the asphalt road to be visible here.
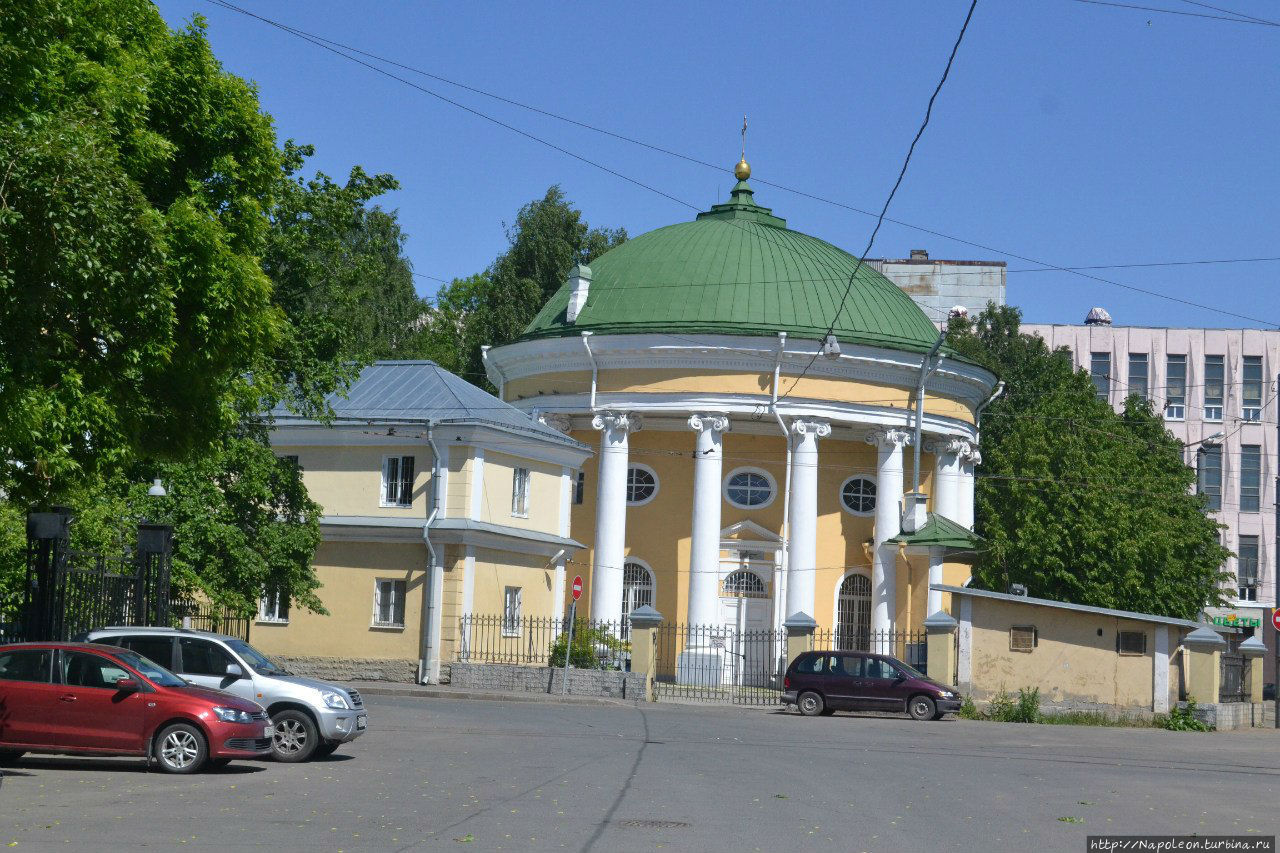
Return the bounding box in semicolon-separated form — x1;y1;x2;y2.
1;695;1277;851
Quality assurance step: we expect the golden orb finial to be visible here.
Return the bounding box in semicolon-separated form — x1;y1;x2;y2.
734;158;751;181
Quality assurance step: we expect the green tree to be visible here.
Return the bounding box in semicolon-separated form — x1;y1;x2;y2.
1;3;284;504
411;186;625;386
947;304;1230;619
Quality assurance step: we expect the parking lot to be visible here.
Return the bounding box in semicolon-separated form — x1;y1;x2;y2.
2;694;1276;851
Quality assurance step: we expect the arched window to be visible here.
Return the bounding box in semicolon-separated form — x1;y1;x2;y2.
836;574;872;650
621;560;655;637
721;570;769;599
626;465;658;505
840;476;877;516
725;468;775;509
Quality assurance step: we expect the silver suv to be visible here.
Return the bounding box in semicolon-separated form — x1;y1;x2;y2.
80;627;367;762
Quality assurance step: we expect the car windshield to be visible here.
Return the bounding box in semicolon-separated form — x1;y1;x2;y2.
894;660;927;680
226;639;292;676
109;648;187;687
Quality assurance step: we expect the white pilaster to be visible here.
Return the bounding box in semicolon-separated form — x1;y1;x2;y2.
866;428;911;639
784;419;831;621
554;465;572;623
687;414;731;626
1153;625;1170;713
958;444;980;530
590;411;640;624
927;545;945;616
957;594;973;692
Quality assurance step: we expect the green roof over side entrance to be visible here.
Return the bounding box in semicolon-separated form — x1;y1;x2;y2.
889;514;982;550
519;181;948;355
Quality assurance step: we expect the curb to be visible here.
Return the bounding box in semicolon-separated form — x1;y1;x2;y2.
351;684;641;709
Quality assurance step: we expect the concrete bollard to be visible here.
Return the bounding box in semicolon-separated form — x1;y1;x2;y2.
626;605;663;702
1182;625;1226;705
783;612;818;669
924;610;959;687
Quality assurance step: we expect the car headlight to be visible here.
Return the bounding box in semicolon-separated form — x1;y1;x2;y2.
212;706;253;724
321;691;350;710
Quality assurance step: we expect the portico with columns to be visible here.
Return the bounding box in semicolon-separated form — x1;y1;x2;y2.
485;159;996;646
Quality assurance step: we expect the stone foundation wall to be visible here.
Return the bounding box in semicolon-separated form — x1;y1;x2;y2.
1186;701;1271;730
275;655;418;684
449;662;644;699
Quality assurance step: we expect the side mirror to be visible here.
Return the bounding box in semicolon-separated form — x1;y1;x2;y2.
225;663;244;679
115;677;140;693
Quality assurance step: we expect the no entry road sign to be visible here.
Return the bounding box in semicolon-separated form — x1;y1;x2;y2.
571;576;583;601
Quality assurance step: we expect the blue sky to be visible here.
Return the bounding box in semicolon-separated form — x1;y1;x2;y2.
157;0;1280;329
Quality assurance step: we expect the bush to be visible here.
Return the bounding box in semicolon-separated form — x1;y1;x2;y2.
982;688;1040;723
548;624;629;670
1158;698;1212;732
958;695;981;719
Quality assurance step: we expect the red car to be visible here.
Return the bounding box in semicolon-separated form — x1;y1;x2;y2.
0;642;273;773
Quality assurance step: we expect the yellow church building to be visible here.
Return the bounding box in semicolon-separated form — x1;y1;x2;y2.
485;160;998;646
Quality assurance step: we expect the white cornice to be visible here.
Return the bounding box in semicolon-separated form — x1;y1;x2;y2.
271;422;591;467
487;333;996;407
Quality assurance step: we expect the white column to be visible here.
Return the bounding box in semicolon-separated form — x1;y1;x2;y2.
784;419;830;620
687;414;730;626
957;444;980;530
930;437;967;524
927;545;945;616
866;428;912;639
590;411;640;624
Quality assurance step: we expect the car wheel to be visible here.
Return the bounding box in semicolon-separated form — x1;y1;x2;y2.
271;710;319;762
908;695;937;721
154;724;208;774
0;750;24;766
797;691;825;717
313;741;340;759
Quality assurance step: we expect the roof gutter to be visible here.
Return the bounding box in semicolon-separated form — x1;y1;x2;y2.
481;345;506;399
975;380;1006;444
581;331;598;411
419;421;444;684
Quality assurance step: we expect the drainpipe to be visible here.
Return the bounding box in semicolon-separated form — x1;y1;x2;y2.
581;331;598;411
419;422;444;684
975;380;1005;445
771;332;792;632
912;331;948;495
481;346;506;399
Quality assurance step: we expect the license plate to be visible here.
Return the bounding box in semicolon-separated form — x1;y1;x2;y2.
356;714;367;731
263;725;275;738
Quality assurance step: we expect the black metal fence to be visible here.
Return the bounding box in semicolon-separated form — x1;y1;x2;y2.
458;614;628;670
654;623;786;705
172;600;253;641
813;629;930;675
1220;652;1247;703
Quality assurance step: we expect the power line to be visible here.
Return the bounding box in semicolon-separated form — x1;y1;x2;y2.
1178;0;1280;26
201;0;1280;330
1070;0;1280;26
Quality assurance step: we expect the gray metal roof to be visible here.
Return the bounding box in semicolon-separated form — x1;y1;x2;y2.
272;361;584;448
931;584;1223;630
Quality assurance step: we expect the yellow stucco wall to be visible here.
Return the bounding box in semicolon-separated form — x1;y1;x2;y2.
274;443;433;518
966;597;1169;709
476;450;563;533
505;369;976;425
251;541;427;660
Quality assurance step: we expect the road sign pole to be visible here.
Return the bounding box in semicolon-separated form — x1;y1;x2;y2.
561;600;576;696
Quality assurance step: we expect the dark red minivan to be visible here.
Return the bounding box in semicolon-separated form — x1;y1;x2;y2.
782;650;962;720
0;642;273;773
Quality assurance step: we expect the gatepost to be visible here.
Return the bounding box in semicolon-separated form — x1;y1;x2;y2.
924;610;959;686
1239;634;1266;705
1182;624;1226;704
626;605;663;702
784;612;817;668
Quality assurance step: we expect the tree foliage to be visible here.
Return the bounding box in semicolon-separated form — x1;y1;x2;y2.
410;186;625;386
947;304;1230;619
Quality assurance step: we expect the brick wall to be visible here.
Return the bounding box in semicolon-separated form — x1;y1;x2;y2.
449;662;644;699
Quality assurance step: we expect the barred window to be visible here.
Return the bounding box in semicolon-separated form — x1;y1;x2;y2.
381;456;415;507
258;589;290;623
1010;625;1038;653
511;467;530;517
502;587;522;636
1117;631;1147;655
722;570;768;598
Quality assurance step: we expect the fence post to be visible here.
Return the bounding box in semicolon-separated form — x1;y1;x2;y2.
924;610;959;686
627;605;663;702
783;612;817;667
1183;625;1226;705
1239;634;1266;705
136;524;173;626
25;508;74;642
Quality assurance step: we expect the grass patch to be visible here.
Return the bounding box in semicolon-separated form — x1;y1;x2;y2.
958;688;1176;729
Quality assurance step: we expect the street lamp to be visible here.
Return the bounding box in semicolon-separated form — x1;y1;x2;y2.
147;478;167;498
1182;431;1225;448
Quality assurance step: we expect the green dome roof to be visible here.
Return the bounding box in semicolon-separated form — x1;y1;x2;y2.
520;181;945;355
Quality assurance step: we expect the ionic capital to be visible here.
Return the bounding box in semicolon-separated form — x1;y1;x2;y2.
688;413;731;434
864;428;913;449
591;410;642;434
790;419;832;439
925;436;970;458
964;445;982;465
539;412;573;435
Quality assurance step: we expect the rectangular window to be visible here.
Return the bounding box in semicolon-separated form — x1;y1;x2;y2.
0;649;53;683
511;467;530;517
1240;445;1261;513
1090;352;1110;401
1127;353;1148;400
373;579;407;627
1203;355;1224;421
381;456;415;507
503;586;522;636
1165;355;1186;420
1117;631;1147;656
574;471;585;505
1010;626;1038;653
1197;445;1222;511
1242;355;1263;421
258;588;290;623
1238;536;1259;602
279;454;300;468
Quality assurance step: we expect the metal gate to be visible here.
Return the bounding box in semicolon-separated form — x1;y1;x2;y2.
1220;652;1247;703
653;623;785;705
